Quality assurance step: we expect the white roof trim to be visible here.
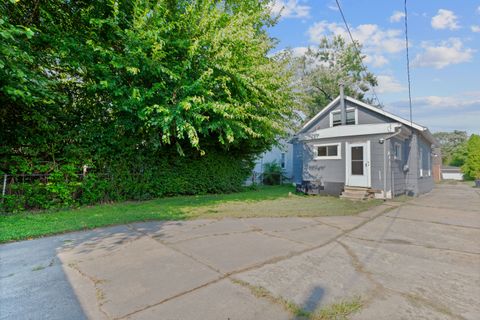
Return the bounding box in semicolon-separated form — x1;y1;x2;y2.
299;123;402;141
345;96;426;132
298;95;427;134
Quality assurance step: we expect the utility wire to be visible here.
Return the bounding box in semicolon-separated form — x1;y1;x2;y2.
334;0;382;107
404;0;413;126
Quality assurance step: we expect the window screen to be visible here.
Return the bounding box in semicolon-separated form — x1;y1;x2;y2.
351;146;364;175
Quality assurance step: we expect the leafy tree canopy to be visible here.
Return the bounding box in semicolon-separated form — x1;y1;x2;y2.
432;131;469;166
294;36;378;118
462;134;480;180
1;0;297;169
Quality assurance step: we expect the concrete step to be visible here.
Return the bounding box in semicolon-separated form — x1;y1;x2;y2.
344;186;371;192
340;194;368;200
341;192;368;199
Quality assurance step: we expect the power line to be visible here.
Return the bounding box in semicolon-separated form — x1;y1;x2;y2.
334;0;382;107
404;0;413;126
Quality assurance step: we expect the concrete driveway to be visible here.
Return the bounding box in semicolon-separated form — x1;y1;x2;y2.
1;184;479;320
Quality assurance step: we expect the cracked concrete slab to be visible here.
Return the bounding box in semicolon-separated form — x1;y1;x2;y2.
60;236;220;319
171;232;307;274
409;185;480;212
351;292;454;320
339;237;480;319
263;223;341;246
233;241;376;312
125;279;291;320
385;204;480;229
348;215;480;254
312;215;367;231
240;217;316;232
1;183;479;319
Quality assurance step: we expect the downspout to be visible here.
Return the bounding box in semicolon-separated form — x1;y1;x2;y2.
339;83;346;125
382;126;402;200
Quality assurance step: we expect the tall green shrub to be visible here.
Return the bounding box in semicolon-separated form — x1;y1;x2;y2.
262;161;285;185
0;0;297;211
462;134;480;180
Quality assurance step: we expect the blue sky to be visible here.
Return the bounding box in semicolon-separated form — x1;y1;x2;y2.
269;0;480;134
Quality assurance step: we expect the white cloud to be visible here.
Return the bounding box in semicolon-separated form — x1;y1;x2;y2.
388;92;480;133
431;9;460;30
327;2;338;11
307;21;405;67
477;6;480;14
471;25;480;33
270;0;310;19
389;11;405;23
413;38;474;69
392;91;480;109
364;54;389;67
290;46;309;57
376;75;406;93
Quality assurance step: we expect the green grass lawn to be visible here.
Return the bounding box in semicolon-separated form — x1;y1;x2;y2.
0;185;381;243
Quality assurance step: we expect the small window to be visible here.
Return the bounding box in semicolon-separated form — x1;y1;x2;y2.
394;143;402;160
330;109;356;127
281;153;286;169
419;147;424;177
346;110;356;125
332;112;341;127
315;143;341;159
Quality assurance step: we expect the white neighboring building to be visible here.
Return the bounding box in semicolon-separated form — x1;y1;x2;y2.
441;166;464;180
246;140;293;185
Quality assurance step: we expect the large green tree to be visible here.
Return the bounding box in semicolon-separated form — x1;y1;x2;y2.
1;0;296;165
0;0;297;210
295;36;378;118
462;134;480;180
432;131;468;166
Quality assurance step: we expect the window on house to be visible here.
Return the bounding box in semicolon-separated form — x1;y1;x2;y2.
427;151;432;177
315;143;341;159
419;146;432;177
346;110;356;125
394;143;402;160
419;147;424;177
331;112;342;126
281;152;286;169
330;109;356;127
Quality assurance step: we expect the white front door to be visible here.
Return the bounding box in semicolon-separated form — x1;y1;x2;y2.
346;142;371;187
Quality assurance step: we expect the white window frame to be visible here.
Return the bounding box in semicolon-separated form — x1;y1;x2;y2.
393;142;402;161
419;147;424;177
314;143;342;160
427;152;431;177
329;107;358;127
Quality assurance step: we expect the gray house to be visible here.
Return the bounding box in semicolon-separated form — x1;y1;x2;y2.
291;94;437;199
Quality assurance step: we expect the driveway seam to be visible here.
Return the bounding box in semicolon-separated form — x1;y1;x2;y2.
344;234;480;256
337;240;467;320
115;204;398;318
383;214;480;230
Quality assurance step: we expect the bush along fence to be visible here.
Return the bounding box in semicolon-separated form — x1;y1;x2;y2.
246;161;290;186
1;150;253;213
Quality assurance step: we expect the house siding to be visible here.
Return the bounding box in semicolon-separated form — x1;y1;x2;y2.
295;96;436;198
292;141;303;184
301;134;387;194
303;100;396;133
405;133;419;195
389;137;408;196
417;135;434;194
